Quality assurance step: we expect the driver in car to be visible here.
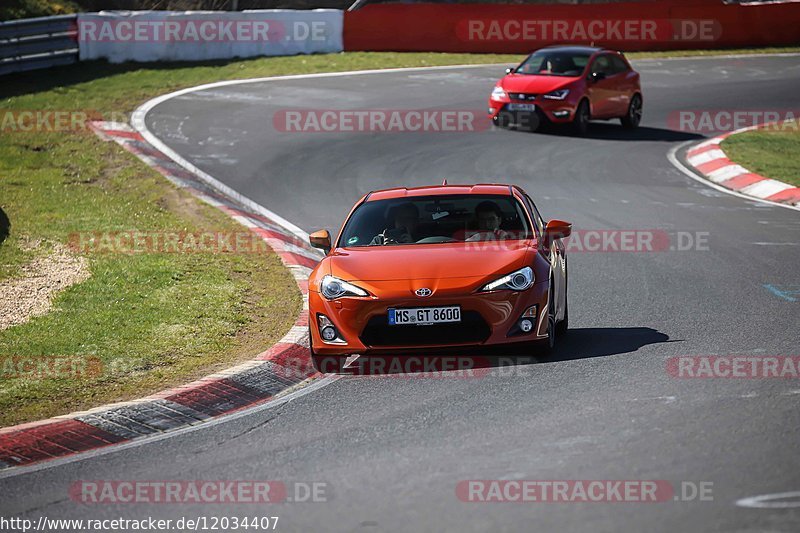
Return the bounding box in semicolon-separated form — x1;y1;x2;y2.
370;203;420;245
465;201;512;241
541;55;577;75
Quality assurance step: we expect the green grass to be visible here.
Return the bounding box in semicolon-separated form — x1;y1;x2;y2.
1;48;797;426
0;0;78;21
0;129;302;426
624;47;800;59
721;121;800;188
0;51;527;427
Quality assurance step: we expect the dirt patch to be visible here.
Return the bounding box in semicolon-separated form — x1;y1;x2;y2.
156;182;214;229
0;240;91;330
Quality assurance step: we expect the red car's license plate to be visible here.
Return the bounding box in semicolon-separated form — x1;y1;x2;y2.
507;103;536;112
388;306;461;326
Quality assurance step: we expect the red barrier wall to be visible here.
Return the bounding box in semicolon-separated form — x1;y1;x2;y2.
344;0;800;53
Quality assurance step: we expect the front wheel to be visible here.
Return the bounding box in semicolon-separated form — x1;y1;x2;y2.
492;111;511;128
621;94;642;129
572;99;590;136
556;258;569;336
540;279;557;354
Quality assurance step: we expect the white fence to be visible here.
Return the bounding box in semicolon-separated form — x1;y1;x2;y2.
1;10;343;74
78;10;343;63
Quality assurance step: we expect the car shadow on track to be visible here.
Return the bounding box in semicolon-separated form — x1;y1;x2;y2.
501;122;704;142
342;327;673;377
548;326;673;362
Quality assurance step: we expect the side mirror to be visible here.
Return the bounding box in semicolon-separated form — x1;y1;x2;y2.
309;229;331;254
505;67;514;74
543;219;572;246
590;71;606;83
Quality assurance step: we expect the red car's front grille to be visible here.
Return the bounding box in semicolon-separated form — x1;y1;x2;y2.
509;93;537;101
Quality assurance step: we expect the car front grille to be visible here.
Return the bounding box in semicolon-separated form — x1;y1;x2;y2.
509;93;537;101
359;311;491;347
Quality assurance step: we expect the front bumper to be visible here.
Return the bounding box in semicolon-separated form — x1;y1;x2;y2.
488;96;578;124
309;281;550;355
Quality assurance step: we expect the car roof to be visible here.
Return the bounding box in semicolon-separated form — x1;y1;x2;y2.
367;184;513;202
536;45;609;54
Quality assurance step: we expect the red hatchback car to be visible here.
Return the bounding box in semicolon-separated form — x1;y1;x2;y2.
488;45;642;134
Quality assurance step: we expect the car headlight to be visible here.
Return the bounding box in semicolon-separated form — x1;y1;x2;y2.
491;86;507;101
543;89;570;100
320;275;368;299
481;267;534;292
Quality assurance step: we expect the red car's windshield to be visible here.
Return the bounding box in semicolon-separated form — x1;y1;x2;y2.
515;50;591;76
339;194;533;247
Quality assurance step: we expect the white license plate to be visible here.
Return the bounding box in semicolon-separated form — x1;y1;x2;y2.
507;103;536;112
388;306;461;326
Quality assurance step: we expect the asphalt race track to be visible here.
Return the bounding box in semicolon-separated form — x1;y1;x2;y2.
3;55;800;531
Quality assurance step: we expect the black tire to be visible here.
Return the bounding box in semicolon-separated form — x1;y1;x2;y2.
520;111;541;132
621;93;642;129
493;111;512;128
541;279;557;354
572;99;590;135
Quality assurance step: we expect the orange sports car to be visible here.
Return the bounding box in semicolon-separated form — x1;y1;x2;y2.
307;183;572;373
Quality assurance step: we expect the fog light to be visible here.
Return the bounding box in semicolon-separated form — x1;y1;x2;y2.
553;110;570;118
318;314;342;343
321;326;337;341
519;319;533;333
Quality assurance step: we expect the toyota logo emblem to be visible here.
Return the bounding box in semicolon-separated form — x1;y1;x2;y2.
415;288;432;297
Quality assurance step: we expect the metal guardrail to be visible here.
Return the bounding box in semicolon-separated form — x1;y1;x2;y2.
0;15;78;76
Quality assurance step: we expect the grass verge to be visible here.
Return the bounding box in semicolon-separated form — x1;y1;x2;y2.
624;46;800;59
0;51;530;427
721;121;800;188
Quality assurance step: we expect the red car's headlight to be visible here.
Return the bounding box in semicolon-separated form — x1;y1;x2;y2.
490;86;507;101
543;89;570;100
481;267;534;292
321;275;368;299
542;89;569;100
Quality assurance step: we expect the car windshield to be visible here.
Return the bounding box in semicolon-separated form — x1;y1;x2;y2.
338;194;532;247
515;50;590;77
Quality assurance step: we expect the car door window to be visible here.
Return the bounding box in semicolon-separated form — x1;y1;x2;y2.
524;194;545;238
610;55;629;74
590;55;611;76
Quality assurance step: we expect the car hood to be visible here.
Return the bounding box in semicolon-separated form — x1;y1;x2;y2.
500;74;577;94
330;241;533;282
